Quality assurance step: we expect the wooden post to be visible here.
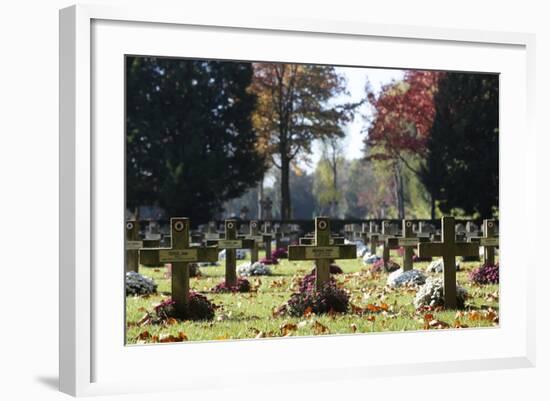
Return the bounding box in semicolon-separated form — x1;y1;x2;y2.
125;220;142;273
139;217;218;316
288;217;356;290
207;219;255;286
418;216;479;308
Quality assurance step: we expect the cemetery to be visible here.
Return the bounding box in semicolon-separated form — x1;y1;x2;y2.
125;57;499;344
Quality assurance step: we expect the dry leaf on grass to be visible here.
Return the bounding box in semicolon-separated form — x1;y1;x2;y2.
313;321;330;335
158;332;189;343
280;323;298;336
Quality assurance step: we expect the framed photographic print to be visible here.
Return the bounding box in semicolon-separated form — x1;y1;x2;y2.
59;4;536;397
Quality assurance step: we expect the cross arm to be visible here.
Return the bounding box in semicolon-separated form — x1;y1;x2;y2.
417;242;444;258
288;244;356;260
455;242;480;257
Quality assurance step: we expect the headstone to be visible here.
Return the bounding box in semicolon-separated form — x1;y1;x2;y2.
417;216;479;308
125;220;142;273
288;217;356;290
139;217;218;315
469;219;499;265
207;219;255;286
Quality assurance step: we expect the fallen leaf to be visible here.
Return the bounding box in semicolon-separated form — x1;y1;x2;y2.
350;323;358;333
158;332;188;342
428;319;450;329
313;321;330;335
366;304;381;313
303;306;313;318
350;304;364;315
136;330;151;341
280;322;298;336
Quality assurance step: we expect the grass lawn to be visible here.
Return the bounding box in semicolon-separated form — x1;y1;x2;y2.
126;248;499;344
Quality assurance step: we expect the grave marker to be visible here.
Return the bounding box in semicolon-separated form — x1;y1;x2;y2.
299;235;345;245
139;217;218;315
207;220;255;286
417;216;479;308
367;221;380;256
246;220;263;263
380;220;399;270
387;220;427;271
469;219;499;265
288;217;356;290
125;220;142;273
262;224;273;259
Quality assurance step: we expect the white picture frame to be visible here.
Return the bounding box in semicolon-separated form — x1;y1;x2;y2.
59;4;536;397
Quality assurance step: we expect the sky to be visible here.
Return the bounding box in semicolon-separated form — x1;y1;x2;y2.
298;66;404;174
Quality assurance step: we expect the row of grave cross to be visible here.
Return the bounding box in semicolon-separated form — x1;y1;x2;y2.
126;216;499;315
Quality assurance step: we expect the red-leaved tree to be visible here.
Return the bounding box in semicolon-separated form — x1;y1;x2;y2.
364;70;443;218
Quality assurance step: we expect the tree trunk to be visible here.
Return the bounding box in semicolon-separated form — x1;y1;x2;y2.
393;163;405;219
280;156;291;220
331;158;338;218
430;194;436;220
257;173;264;219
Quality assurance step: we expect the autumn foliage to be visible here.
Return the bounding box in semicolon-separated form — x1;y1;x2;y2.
366;70;443;160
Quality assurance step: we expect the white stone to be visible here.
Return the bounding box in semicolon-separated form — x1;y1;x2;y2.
362;253;381;265
414;277;468;308
218;248;248;260
237;261;272;276
387;268;427;287
125;271;157;296
426;258;460;272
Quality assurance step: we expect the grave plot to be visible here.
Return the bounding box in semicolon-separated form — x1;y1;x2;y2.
126;216;499;344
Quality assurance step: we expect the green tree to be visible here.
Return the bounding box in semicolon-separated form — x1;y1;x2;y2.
126;56;266;224
420;73;499;218
250;63;356;219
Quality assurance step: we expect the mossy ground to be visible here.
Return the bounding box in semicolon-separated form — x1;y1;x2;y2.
126;249;499;344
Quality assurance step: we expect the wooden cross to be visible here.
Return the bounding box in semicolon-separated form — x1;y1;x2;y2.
207;220;255;286
125;220;143;273
380;221;399;270
139;217;218;315
262;224;273;259
288;217;356;290
387;220;429;271
245;220;262;263
299;235;345;245
367;221;380;256
274;226;283;250
469;219;499;265
417;216;479;308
